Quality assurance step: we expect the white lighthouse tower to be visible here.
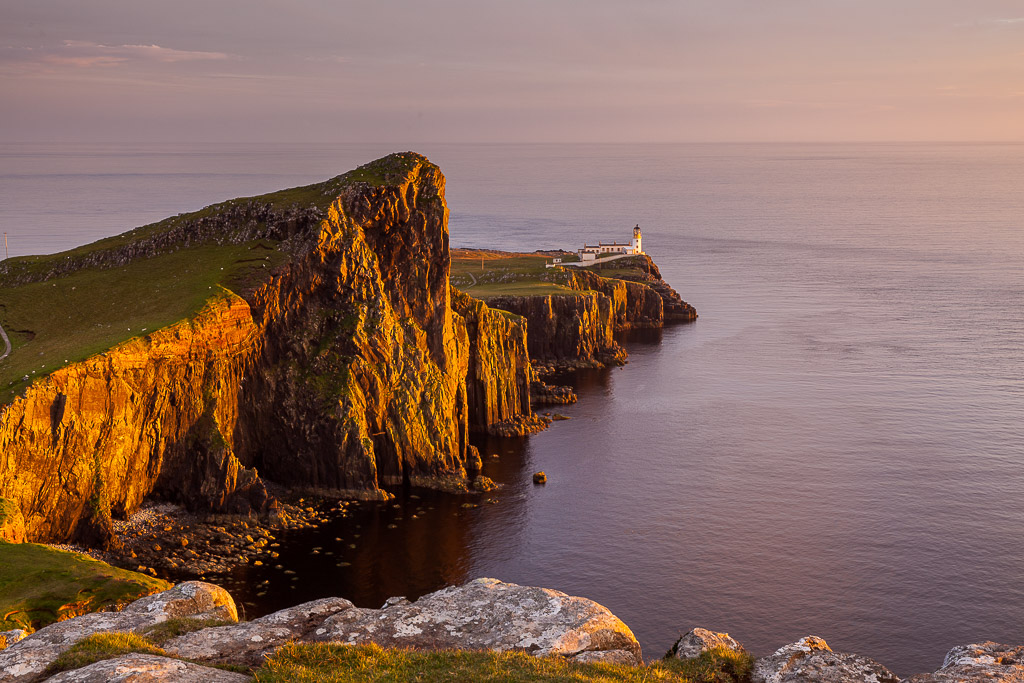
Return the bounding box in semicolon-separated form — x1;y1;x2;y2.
631;224;643;254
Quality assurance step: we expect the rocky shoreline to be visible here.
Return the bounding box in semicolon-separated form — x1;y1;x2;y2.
0;577;1020;682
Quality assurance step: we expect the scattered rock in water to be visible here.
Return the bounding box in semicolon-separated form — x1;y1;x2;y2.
667;627;746;660
471;475;498;492
752;636;899;683
533;471;547;484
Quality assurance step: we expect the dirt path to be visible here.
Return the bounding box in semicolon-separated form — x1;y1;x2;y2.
0;321;10;361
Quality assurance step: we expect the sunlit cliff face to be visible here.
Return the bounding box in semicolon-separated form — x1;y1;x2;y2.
3;1;1024;143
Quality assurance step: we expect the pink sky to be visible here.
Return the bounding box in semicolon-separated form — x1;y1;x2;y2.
3;0;1024;143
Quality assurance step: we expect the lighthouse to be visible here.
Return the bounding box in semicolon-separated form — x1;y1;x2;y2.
631;224;643;254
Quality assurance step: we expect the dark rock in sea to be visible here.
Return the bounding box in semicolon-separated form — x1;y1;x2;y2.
465;445;483;475
533;471;547;484
752;636;900;683
471;475;499;492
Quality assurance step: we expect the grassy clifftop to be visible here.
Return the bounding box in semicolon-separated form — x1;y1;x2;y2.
0;154;424;406
450;249;661;300
0;542;169;632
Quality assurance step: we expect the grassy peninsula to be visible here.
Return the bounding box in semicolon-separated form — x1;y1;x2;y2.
0;542;168;632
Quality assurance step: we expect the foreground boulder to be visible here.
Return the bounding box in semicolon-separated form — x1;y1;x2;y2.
0;582;235;682
164;597;354;668
906;642;1024;682
752;636;899;683
44;654;249;682
312;577;642;665
667;627;746;660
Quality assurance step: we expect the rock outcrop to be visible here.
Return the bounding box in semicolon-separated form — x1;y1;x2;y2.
488;255;696;369
587;254;697;323
44;654;250;683
667;627;746;660
6;582;1024;682
906;642;1024;682
163;597;353;668
311;578;641;665
487;291;626;368
0;499;25;543
751;636;899;683
0;578;640;680
0;154;532;542
451;290;540;436
0;581;236;682
0;153;695;545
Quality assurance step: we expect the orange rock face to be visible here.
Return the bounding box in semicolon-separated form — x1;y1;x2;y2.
0;155;531;543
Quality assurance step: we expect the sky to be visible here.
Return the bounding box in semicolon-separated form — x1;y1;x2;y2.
2;0;1024;143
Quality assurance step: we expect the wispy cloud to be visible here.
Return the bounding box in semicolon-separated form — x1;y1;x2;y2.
1;41;232;72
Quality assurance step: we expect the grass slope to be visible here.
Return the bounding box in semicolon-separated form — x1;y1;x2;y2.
450;250;576;299
0;153;428;407
255;643;754;683
0;542;169;632
0;242;285;404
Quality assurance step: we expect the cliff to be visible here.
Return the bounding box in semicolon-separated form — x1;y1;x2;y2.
0;154;694;546
0;154;533;543
450;290;543;436
487;255;696;368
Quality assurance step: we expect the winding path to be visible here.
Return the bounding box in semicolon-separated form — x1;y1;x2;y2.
0;320;10;362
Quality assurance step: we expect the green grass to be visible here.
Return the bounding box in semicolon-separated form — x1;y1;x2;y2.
254;643;753;683
451;250;577;300
0;152;439;407
0;240;288;405
44;632;166;676
0;542;170;632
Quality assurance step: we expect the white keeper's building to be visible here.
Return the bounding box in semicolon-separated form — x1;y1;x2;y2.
577;225;643;262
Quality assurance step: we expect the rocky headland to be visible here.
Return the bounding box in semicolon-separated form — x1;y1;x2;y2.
0;576;1020;682
0;153;694;553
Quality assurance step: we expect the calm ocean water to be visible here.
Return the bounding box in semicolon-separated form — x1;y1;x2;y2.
3;142;1023;675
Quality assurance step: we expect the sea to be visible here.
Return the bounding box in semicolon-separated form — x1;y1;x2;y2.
2;142;1023;676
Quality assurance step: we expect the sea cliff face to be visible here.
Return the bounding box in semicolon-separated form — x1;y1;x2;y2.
0;155;530;542
488;255;696;368
0;154;693;545
0;293;266;543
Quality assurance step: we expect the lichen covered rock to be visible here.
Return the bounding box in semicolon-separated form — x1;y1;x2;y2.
667;627;746;660
0;581;235;682
44;653;250;683
311;577;642;665
906;642;1024;682
752;636;899;683
164;597;353;668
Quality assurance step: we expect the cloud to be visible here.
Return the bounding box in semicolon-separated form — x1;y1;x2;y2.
0;41;232;72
